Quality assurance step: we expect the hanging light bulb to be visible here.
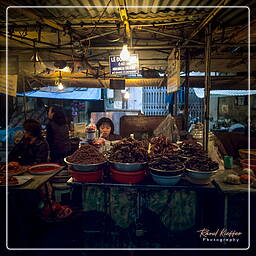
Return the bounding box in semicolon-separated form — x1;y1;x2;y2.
120;44;130;61
58;81;64;90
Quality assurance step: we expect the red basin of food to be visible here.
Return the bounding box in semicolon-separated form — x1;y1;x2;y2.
69;168;103;182
110;167;145;184
240;159;256;172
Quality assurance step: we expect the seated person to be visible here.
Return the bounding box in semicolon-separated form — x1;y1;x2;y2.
228;119;245;132
9;119;49;165
96;117;122;142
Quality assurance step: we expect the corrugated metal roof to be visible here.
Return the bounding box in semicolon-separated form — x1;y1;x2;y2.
4;0;251;25
1;0;254;81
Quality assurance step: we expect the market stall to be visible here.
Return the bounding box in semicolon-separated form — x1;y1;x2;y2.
0;0;255;252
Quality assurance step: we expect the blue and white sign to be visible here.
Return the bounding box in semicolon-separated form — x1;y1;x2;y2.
109;54;139;75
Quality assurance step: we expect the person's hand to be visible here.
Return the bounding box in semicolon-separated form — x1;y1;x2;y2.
101;132;109;138
95;138;106;144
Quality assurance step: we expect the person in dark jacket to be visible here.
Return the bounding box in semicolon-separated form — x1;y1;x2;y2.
46;105;71;164
9;119;49;165
96;117;122;141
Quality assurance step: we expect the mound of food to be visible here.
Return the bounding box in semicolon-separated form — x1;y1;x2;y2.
66;144;106;164
149;135;178;155
0;175;19;185
108;137;149;163
149;155;185;171
186;157;219;172
0;162;26;176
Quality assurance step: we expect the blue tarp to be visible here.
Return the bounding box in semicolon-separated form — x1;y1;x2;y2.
17;87;101;100
0;127;23;144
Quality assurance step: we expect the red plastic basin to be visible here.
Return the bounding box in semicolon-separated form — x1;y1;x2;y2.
240;159;256;172
69;168;103;182
110;167;145;184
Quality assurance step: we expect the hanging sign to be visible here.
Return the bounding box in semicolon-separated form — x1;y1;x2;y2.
167;49;180;93
109;54;139;75
0;74;18;96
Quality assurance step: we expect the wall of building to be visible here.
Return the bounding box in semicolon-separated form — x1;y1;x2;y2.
218;95;255;124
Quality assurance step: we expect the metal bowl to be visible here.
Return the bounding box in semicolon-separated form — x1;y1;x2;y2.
149;165;184;176
108;160;147;172
64;158;106;172
185;168;218;185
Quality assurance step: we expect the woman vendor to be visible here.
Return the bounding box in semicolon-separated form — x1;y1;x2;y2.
9;119;49;165
46;105;71;164
96;117;121;142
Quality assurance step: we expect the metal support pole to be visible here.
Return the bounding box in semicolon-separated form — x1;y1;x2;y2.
203;24;212;151
173;91;177;116
184;49;190;130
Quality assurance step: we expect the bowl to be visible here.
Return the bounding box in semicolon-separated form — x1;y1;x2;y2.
29;163;62;175
64;158;106;172
151;172;181;186
108;161;147;172
240;159;256;172
110;167;145;184
69;169;103;182
149;166;184;176
239;149;256;159
185;168;217;185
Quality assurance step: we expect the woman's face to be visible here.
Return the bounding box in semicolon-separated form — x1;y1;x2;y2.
99;123;111;138
48;107;54;119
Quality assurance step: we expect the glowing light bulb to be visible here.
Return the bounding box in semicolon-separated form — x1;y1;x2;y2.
120;44;130;61
58;82;64;90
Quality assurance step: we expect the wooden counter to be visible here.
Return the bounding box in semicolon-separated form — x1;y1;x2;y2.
1;167;64;191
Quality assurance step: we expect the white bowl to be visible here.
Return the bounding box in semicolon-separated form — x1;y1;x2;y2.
185;168;217;185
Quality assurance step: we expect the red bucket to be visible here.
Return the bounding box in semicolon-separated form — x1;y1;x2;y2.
69;168;103;182
110;167;145;184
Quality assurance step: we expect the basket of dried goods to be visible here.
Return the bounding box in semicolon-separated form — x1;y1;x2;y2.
108;137;149;172
64;144;106;172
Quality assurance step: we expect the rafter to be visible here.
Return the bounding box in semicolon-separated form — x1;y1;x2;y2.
1;0;63;31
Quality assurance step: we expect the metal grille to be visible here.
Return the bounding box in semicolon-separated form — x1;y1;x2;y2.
142;86;168;116
177;88;203;123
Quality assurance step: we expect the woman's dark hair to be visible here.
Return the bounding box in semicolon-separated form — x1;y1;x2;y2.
23;119;42;138
96;117;114;135
50;105;67;125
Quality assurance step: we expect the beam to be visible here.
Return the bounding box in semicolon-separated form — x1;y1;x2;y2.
183;0;230;45
0;31;58;47
80;30;117;42
137;27;204;45
191;19;255;68
118;0;131;39
1;0;63;31
70;20;193;28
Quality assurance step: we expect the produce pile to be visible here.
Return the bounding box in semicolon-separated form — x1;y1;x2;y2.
0;176;18;185
149;135;178;156
185;157;219;172
179;140;206;158
108;137;149;163
149;155;185;172
0;162;26;176
66;144;106;164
